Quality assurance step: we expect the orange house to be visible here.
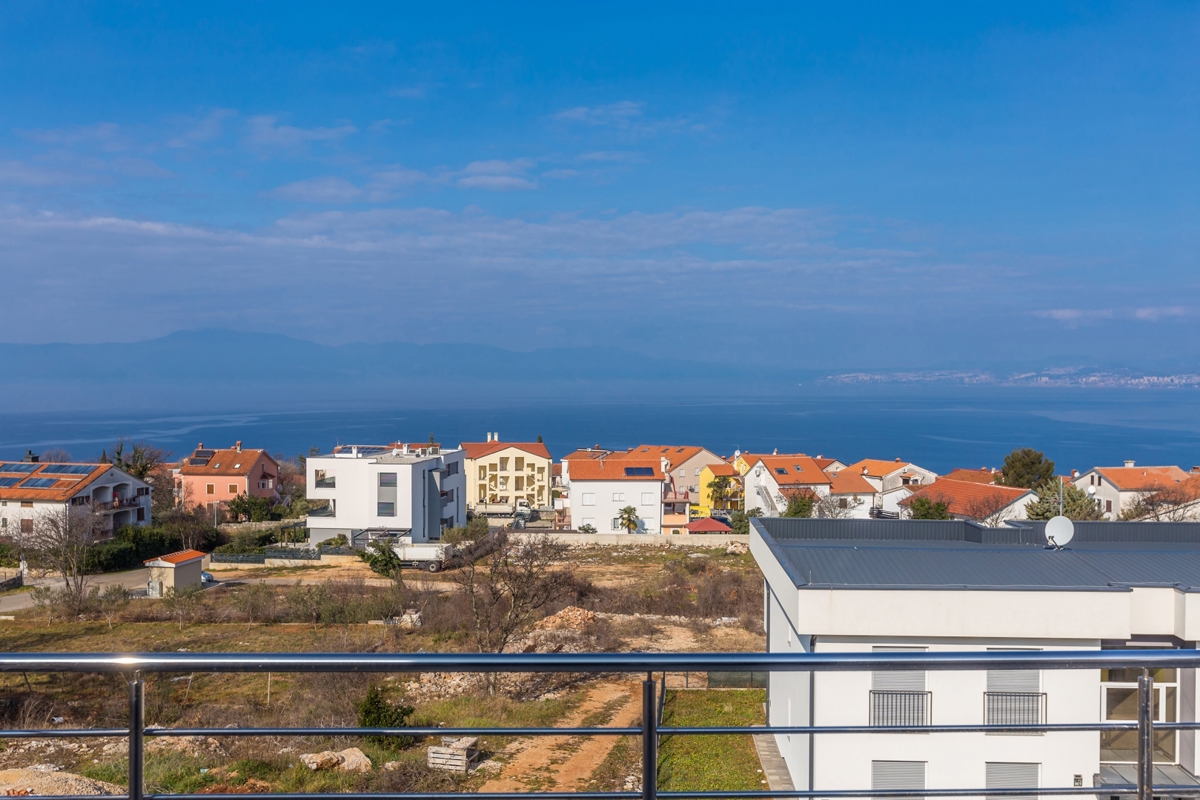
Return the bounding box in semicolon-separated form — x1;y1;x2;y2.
176;441;280;511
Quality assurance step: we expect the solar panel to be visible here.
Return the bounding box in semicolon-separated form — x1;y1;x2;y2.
624;467;655;477
23;477;58;488
40;464;94;475
188;457;210;466
0;477;20;488
195;450;216;458
0;463;39;473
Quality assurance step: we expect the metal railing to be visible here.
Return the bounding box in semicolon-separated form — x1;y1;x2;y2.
2;650;1200;800
870;690;932;727
984;692;1047;726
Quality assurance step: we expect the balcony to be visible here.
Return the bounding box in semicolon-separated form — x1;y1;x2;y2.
314;477;336;489
0;649;1195;800
870;689;932;727
985;691;1046;726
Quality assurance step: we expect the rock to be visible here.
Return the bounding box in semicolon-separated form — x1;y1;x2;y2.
725;542;749;555
299;748;372;772
147;736;226;757
534;606;595;631
382;761;402;772
0;769;124;796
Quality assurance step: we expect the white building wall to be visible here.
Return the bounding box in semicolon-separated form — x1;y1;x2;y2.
568;479;662;533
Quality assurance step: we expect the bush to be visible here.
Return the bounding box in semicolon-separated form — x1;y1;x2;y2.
214;529;275;554
357;685;415;750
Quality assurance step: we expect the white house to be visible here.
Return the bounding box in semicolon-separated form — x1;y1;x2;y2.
305;442;466;547
1072;462;1191;520
900;478;1036;525
842;458;938;493
0;458;152;541
751;517;1200;797
743;455;832;515
566;458;664;533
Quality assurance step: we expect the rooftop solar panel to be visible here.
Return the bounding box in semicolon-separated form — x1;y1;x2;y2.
0;463;39;473
40;464;94;475
0;477;20;488
23;477;59;488
188;457;210;466
624;467;655;477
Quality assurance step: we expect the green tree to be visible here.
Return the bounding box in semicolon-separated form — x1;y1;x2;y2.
909;496;952;520
707;476;733;509
227;492;271;522
161;585;204;630
1025;480;1105;521
728;509;763;536
617;506;641;534
577;523;597;533
360;540;404;580
357;685;415;749
782;491;814;518
998;448;1056;489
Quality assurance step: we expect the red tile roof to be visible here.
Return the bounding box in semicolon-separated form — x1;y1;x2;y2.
144;549;207;566
843;458;913;478
704;463;739;477
461;441;552;460
1095;466;1190;491
900;479;1032;516
752;456;832;487
178;446;277;477
942;468;998;484
568;459;664;482
0;462;116;502
687;516;732;532
828;471;876;495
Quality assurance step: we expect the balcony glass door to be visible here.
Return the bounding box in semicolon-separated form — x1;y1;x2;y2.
1100;668;1176;763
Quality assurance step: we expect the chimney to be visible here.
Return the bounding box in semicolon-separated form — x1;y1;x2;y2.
197;442;204;450
862;466;868;476
494;432;499;442
773;448;778;455
486;432;493;442
22;450;38;463
895;457;902;462
1072;469;1080;478
1192;466;1200;474
235;441;242;452
1125;460;1136;468
661;457;670;475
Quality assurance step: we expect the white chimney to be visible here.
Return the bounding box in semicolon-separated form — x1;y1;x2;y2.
1125;460;1136;468
494;432;499;442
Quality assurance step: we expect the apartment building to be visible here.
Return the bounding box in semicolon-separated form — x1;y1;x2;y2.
176;442;280;511
697;462;742;515
304;442;465;546
842;458;938;492
751;517;1200;796
0;458;151;541
743;455;833;515
460;434;552;511
566;458;664;533
1072;462;1191;519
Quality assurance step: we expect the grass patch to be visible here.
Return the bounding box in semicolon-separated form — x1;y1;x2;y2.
658;689;765;794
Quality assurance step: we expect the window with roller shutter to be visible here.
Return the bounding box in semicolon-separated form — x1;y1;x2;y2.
872;761;925;798
986;762;1038;800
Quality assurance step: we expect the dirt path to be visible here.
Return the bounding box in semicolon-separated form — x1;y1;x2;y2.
480;680;642;792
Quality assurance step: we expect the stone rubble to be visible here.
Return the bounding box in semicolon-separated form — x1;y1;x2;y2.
299;747;372;773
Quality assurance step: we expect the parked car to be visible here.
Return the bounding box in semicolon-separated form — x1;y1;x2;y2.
201;571;215;583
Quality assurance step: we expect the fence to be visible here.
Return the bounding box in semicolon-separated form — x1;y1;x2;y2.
0;649;1197;800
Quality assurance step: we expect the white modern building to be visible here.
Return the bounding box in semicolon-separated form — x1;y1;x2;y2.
566;457;664;533
305;442;466;547
752;517;1200;796
0;458;152;541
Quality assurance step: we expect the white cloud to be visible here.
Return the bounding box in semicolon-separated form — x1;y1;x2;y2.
0;160;91;186
17;123;126;150
456;175;537;190
541;169;580;179
272;177;364;204
553;101;644;128
1032;308;1115;321
168;109;236;147
243;116;358;149
1134;306;1189;321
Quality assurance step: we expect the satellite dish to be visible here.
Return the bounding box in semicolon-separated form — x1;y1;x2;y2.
1087;485;1096;496
1045;515;1075;548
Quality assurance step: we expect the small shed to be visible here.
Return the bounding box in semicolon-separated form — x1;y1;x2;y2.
686;516;732;534
144;549;206;596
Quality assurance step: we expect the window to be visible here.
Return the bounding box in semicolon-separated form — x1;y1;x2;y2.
479;466;488;480
872;761;925;796
378;502;396;516
315;470;334;488
694;467;700;476
985;763;1038;800
499;477;509;490
233;463;241;470
259;480;268;489
21;519;33;534
986;659;1044;727
679;468;685;477
1102;667;1177;762
775;467;788;475
641;492;655;505
515;457;524;470
0;518;5;528
1106;500;1113;513
228;484;237;494
612;518;622;531
515;476;524;490
582;517;595;528
446;461;459;476
499;458;509;471
21;501;32;508
206;484;215;495
136;507;145;522
379;473;397;487
581;493;595;506
612;492;625;502
871;647;929;726
489;462;498;472
838;498;848;508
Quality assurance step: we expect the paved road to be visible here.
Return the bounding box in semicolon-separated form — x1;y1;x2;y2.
0;567;150;613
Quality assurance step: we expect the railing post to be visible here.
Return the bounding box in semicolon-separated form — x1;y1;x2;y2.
1137;671;1153;800
642;676;657;800
129;677;144;800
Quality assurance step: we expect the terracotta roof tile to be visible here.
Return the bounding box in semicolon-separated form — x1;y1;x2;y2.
752;456;833;486
178;446;277;477
900;479;1032;516
843;458;915;478
828;471;876;495
1095;466;1190;491
144;549;207;566
687;516;732;532
703;463;739;477
568;459;664;482
461;441;552;460
942;468;999;484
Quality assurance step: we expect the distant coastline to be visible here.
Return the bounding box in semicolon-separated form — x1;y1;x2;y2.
823;369;1200;389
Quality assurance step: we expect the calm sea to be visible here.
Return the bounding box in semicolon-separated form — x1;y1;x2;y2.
1;387;1199;474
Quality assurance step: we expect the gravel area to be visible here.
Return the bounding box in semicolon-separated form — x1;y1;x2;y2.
0;768;125;795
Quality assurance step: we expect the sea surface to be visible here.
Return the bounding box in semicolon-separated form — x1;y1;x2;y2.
1;386;1199;474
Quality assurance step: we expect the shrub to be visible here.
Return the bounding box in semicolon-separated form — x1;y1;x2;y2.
356;685;415;750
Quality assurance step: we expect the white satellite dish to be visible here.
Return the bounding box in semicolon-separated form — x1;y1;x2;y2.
1045;515;1075;548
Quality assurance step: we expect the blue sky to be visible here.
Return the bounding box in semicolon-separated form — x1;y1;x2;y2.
1;2;1197;369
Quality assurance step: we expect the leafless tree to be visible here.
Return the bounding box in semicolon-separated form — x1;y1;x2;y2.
453;531;574;686
960;493;1015;527
814;494;864;519
1122;486;1199;521
25;505;105;615
39;448;72;463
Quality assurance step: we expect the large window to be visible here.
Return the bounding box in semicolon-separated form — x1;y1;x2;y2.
986;650;1044;728
377;502;396;517
986;762;1038;800
581;493;595;506
612;492;625;502
872;761;924;797
379;473;397;487
641;492;655;505
1101;667;1176;763
870;647;930;727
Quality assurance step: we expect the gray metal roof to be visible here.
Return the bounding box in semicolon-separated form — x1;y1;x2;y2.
754;518;1200;591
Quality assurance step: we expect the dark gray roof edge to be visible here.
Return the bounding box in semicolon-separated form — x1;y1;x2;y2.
797;583;1131;593
753;517;813;587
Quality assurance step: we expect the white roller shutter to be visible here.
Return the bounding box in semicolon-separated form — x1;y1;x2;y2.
986;762;1039;800
872;760;925;792
987;648;1041;692
873;646;926;691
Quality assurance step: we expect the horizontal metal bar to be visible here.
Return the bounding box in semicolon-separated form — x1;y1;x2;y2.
6;789;1157;800
0;728;127;738
663;721;1139;734
148;726;640;737
3;648;1200;673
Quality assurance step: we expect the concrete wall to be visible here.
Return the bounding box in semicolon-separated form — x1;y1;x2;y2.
517;531;749;547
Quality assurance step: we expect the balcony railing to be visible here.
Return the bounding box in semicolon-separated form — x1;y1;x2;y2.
1;650;1198;800
870;690;932;727
314;477;336;489
985;691;1047;726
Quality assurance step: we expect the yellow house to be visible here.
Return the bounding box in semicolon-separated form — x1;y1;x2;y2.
695;462;743;516
461;434;553;510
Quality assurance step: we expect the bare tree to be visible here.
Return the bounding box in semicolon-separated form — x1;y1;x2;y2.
25;505;105;615
1122;486;1199;521
959;493;1015;527
814;494;864;519
453;531;574;676
102;439;172;481
39;448;72;463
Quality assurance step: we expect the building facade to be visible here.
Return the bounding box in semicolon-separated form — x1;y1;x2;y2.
460;435;552;511
743;456;833;515
1072;463;1191;520
0;459;151;541
176;442;280;512
566;458;664;533
305;443;466;547
752;517;1200;796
